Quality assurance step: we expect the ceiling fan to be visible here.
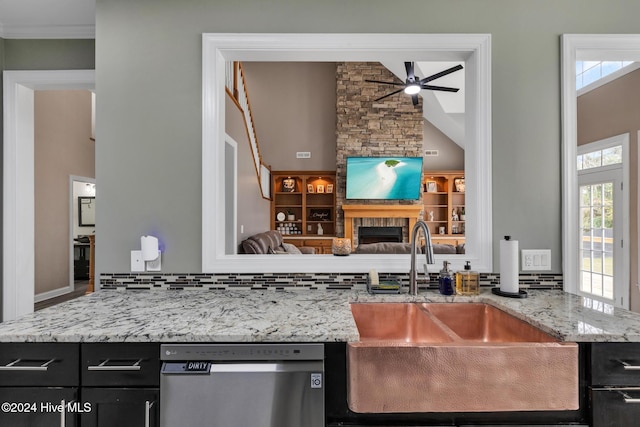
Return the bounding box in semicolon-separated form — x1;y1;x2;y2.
366;62;463;106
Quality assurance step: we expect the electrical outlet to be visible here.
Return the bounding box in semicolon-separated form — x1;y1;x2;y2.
521;249;551;271
296;151;311;159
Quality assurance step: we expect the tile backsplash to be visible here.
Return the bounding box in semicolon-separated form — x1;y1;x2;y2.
100;272;562;291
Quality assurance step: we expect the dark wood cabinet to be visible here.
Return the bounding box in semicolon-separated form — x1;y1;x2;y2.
0;387;78;427
80;388;159;427
0;343;80;426
80;343;160;427
591;343;640;427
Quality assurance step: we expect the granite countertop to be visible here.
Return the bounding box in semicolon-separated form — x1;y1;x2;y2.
1;288;640;343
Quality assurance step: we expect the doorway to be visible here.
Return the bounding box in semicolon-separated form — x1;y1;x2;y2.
3;70;95;321
577;135;628;308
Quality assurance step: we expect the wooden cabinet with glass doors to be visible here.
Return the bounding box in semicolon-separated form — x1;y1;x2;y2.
423;171;465;245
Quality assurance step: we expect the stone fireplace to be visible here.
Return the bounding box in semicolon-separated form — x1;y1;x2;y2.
342;204;423;245
335;62;424;237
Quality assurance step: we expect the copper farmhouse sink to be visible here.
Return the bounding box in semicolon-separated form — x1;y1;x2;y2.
422;302;558;343
347;303;578;413
350;302;454;343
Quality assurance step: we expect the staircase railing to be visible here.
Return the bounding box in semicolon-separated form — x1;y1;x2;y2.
225;61;271;199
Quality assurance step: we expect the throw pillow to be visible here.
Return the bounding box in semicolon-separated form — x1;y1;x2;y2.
282;243;302;254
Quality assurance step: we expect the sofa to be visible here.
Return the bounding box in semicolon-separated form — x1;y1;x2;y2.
241;230;316;254
354;242;465;255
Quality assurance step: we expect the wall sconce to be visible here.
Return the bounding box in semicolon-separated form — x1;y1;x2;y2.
131;235;162;272
331;238;352;256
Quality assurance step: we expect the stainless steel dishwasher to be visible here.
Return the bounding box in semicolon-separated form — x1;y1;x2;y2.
160;343;324;427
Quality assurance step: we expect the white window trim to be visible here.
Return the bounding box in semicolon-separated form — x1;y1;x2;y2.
561;34;640;297
202;33;492;274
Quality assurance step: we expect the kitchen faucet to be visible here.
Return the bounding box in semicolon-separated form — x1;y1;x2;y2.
409;220;435;295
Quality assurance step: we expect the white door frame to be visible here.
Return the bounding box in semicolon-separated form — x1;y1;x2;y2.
576;134;629;308
3;70;95;321
561;34;640;297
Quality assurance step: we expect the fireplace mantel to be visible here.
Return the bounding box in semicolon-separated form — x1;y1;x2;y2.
341;204;423;243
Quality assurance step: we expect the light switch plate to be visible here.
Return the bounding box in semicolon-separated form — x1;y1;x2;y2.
131;250;145;272
521;249;551;271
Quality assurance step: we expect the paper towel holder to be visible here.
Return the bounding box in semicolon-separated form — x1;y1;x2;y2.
491;287;527;298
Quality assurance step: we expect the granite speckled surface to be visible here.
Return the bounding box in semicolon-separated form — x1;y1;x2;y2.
1;288;640;343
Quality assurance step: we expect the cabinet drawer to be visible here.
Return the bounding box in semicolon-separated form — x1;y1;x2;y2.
591;388;640;427
0;343;79;386
81;343;159;387
592;343;640;385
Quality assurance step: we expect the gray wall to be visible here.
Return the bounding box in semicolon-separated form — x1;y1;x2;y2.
3;39;95;70
95;0;640;275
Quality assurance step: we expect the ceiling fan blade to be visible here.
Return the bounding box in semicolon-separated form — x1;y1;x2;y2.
419;64;464;85
365;79;406;86
420;84;460;92
374;88;405;101
405;62;415;83
412;94;419;106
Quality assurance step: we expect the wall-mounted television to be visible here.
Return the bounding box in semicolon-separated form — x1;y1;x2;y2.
345;157;423;200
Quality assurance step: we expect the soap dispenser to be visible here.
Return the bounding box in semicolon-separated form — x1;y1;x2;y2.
456;261;479;295
438;261;455;296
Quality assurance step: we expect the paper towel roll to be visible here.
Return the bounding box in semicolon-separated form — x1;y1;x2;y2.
141;235;159;261
499;236;519;293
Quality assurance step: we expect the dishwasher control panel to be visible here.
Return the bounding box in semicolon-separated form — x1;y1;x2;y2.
161;343;324;361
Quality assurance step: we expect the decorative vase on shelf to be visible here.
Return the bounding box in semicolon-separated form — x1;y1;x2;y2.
317;224;324;235
287;214;295;221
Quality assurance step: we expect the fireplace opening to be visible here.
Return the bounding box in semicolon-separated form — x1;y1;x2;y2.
358;226;403;245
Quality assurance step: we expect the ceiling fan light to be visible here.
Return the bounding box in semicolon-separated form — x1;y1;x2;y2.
404;84;421;95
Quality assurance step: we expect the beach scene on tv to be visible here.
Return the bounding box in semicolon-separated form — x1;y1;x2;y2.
346;157;423;200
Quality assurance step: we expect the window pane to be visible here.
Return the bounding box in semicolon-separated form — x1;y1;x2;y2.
577;154;584;170
581;207;592;231
580;186;591;206
603;183;613;206
601;61;622;76
602;146;622;166
583;151;601;169
583;64;602;86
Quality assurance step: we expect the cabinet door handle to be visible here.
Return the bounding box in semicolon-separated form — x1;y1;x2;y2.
0;358;55;371
619;391;640;403
87;358;143;371
145;400;155;427
60;399;68;427
617;359;640;370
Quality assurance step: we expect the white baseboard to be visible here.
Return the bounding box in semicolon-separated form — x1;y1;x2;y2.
34;286;72;303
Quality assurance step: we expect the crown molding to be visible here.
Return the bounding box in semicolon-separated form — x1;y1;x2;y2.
0;23;95;39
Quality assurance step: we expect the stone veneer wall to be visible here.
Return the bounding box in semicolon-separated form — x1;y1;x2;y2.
335;62;424;238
